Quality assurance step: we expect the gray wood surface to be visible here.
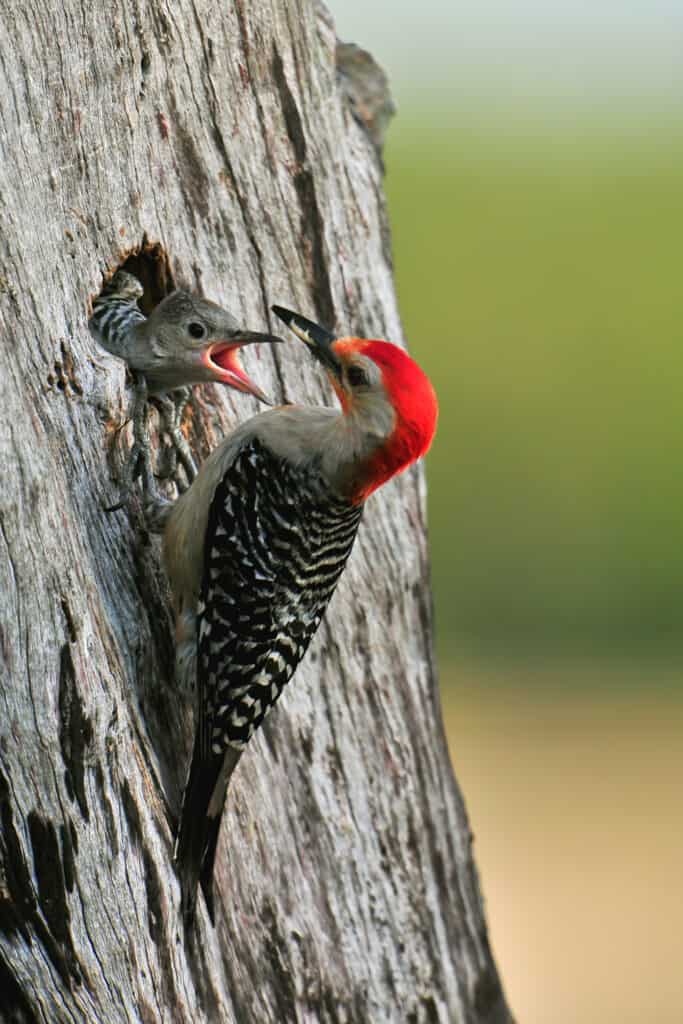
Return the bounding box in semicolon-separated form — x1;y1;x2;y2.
0;2;511;1021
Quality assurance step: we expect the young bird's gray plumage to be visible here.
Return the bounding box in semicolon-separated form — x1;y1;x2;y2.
165;305;438;929
89;271;281;503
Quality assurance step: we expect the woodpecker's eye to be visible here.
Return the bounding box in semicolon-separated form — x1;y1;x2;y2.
347;365;368;388
188;322;206;339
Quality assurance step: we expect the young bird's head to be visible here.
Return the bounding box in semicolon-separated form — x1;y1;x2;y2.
272;306;438;502
140;291;282;401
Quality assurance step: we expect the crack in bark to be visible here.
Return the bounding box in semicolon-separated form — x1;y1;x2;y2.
0;768;35;944
0;945;38;1024
27;812;83;989
0;769;83;996
0;512;20;671
271;43;335;328
58;643;93;821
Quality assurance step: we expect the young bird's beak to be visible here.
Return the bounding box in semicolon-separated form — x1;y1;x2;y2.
271;306;341;378
203;332;282;405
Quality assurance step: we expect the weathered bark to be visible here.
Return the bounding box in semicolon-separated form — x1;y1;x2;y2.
0;2;511;1022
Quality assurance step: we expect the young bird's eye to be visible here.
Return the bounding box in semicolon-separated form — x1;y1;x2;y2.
347;365;368;387
188;321;206;339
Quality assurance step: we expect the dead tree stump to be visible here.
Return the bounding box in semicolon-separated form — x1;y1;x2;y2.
0;2;511;1020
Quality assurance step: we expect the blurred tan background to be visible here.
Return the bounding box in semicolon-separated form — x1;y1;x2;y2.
331;3;683;1020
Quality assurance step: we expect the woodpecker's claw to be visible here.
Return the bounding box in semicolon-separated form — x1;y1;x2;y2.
143;494;175;534
104;443;157;512
103;495;127;514
104;372;160;513
153;390;198;490
104;373;202;513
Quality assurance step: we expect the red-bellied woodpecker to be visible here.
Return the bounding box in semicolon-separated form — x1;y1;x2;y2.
89;270;281;502
165;305;438;927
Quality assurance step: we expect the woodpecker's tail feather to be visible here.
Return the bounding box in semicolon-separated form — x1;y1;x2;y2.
175;741;242;929
198;816;223;924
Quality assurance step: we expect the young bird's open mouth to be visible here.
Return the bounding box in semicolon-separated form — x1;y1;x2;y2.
204;333;281;404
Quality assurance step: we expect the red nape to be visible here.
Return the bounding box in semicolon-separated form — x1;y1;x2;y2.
351;340;438;503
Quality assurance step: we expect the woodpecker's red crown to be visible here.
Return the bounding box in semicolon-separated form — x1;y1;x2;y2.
332;337;438;502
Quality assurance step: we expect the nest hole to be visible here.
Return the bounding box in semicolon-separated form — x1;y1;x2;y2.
118;240;175;314
95;239;176;315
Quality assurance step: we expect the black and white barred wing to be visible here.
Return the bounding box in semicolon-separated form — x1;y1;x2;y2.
178;437;361;925
197;438;362;758
88;271;145;355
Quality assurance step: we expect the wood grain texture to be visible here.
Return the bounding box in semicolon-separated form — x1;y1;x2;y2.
0;1;511;1021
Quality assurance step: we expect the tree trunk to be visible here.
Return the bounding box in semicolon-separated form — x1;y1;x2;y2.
0;2;511;1021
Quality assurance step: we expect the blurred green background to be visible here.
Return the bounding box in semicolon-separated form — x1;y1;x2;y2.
387;109;683;664
331;3;683;1022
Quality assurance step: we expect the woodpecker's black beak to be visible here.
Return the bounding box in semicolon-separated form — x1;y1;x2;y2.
271;306;341;376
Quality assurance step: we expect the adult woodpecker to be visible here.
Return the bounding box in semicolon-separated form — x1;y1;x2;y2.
165;305;438;927
89;270;280;501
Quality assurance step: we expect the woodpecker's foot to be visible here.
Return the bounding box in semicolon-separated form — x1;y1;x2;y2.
175;618;198;697
105;444;157;511
154;443;180;485
143;494;175;534
105;373;160;512
154;390;197;492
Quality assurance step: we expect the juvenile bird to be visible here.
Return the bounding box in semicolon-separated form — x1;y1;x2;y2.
164;305;438;927
89;271;281;502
